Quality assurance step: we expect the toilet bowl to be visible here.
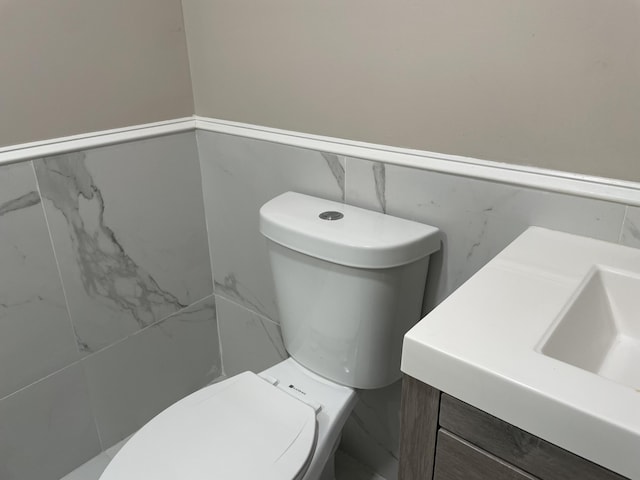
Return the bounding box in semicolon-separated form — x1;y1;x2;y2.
99;358;356;480
99;192;440;480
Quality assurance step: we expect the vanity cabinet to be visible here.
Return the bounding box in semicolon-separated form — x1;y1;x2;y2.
398;375;629;480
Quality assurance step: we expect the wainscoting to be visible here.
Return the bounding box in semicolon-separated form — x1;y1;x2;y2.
1;117;639;480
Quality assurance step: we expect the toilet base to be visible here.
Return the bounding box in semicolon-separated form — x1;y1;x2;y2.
260;358;357;480
316;434;341;480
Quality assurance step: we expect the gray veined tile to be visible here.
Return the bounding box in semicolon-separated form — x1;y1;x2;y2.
197;131;344;323
341;381;401;480
216;295;287;376
321;152;346;202
0;362;101;480
335;450;388;480
213;272;274;322
345;157;626;302
34;132;212;353
344;159;387;214
620;206;640;249
83;295;221;447
372;161;387;213
0;162;79;399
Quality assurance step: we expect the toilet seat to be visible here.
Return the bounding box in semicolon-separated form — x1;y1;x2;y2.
99;372;317;480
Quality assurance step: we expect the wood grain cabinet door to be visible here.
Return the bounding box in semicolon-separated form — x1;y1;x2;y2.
439;395;628;480
434;430;539;480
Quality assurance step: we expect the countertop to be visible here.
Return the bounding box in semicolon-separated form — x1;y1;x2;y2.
402;227;640;479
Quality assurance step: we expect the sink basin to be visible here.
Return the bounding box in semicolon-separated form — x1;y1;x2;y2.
539;266;640;390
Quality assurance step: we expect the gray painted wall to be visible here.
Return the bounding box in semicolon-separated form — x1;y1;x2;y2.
183;0;640;182
0;0;193;147
3;1;638;182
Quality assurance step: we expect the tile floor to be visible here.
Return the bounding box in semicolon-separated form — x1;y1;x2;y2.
59;438;387;480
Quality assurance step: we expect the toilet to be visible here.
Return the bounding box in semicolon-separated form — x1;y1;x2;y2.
99;192;440;480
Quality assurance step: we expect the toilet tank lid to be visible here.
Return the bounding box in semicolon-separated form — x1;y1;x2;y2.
260;192;440;269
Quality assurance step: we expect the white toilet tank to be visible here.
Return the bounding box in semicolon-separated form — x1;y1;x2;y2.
260;192;440;389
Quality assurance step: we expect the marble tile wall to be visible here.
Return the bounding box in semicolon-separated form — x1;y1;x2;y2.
196;129;637;480
197;130;345;324
345;158;628;306
0;132;220;480
3;127;639;480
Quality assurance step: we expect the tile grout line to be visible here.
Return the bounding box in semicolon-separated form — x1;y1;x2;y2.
80;292;218;361
25;159;111;451
213;291;280;327
0;358;83;403
213;292;288;370
343;155;349;205
29;159;81;358
214;297;227;378
192;130;227;377
617;205;629;243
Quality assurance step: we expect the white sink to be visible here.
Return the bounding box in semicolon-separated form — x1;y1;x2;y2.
539;266;640;390
402;227;640;479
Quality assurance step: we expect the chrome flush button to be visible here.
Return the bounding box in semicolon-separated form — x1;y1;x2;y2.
319;211;344;220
